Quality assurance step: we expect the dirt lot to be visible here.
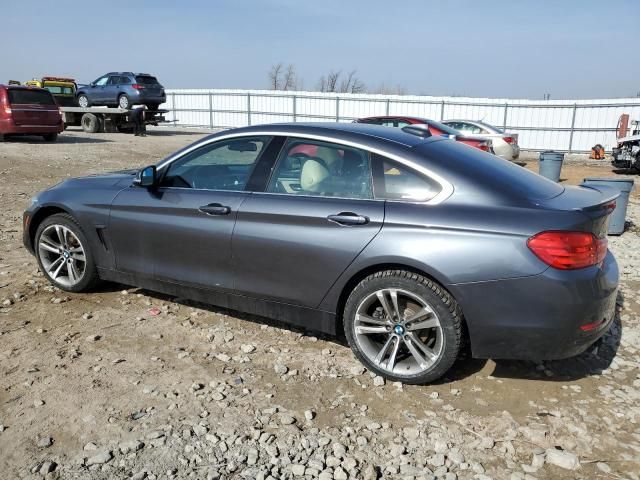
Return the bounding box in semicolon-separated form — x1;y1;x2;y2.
1;128;639;480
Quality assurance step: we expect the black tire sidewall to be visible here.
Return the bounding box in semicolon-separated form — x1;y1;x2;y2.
34;213;98;293
344;271;461;385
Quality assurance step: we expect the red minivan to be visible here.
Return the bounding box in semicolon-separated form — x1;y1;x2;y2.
0;85;64;142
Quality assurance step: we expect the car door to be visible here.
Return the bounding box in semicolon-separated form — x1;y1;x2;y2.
90;75;109;103
232;136;385;308
105;75;121;105
107;136;274;292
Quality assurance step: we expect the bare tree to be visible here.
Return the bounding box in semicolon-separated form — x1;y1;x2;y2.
268;63;284;90
326;71;340;93
283;64;297;91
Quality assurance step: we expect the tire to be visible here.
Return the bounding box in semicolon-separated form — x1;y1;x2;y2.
77;94;91;108
43;133;58;142
343;270;462;385
118;94;131;109
34;213;100;292
81;113;100;133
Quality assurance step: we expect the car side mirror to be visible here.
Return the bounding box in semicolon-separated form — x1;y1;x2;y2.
134;165;157;188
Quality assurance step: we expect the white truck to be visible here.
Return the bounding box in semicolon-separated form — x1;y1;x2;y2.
61;106;169;133
612;119;640;171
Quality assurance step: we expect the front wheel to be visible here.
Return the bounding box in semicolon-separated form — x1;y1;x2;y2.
77;94;90;108
34;213;100;292
343;270;462;384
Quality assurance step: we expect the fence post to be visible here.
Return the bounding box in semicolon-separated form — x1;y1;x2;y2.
292;95;297;122
440;100;445;121
172;92;176;124
247;93;251;126
336;97;340;122
568;103;577;154
208;93;213;129
503;102;508;131
385;98;390;116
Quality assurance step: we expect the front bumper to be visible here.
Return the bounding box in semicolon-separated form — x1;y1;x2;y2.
454;251;618;360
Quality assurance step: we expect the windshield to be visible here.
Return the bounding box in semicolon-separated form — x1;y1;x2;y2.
135;76;160;85
8;89;56;105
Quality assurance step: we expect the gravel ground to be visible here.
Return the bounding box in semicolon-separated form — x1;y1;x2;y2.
1;128;639;480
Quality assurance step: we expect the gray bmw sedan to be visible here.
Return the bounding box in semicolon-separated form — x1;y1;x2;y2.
23;123;619;384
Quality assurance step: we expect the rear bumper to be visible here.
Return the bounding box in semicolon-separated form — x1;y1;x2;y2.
130;90;166;105
0;117;63;135
455;251;618;360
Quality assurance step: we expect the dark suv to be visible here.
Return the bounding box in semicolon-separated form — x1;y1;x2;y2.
76;72;166;110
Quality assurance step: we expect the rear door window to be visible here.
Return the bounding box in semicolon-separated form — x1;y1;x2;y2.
267;138;373;199
8;89;56;106
373;155;442;202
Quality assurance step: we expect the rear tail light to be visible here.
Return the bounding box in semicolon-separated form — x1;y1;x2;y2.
132;84;145;90
527;231;607;270
478;142;491;152
503;136;515;144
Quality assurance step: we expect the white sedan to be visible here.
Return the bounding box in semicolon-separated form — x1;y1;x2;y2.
443;120;520;160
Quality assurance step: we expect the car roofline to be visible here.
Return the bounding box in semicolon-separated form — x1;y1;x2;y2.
155;125;454;205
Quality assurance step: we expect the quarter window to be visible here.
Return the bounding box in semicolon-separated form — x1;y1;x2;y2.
374;155;442;202
161;136;270;190
267;138;373;199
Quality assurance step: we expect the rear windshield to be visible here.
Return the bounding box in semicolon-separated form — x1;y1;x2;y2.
421;119;461;136
45;86;74;95
415;140;564;201
135;76;160;85
8;89;56;105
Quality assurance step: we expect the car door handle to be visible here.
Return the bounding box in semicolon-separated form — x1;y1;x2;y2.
327;212;369;226
198;203;231;216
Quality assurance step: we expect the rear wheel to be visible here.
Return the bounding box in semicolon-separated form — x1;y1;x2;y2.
34;213;100;292
81;113;101;133
43;133;58;142
344;270;462;384
118;94;131;109
77;94;90;108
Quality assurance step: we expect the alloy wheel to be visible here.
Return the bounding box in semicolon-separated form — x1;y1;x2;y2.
119;96;129;109
353;288;443;376
38;224;86;288
78;96;89;108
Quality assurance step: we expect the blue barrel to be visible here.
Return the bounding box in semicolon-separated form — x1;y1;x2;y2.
538;151;564;182
582;177;635;235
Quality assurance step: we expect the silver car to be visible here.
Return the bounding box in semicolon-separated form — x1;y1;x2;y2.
444;119;520;160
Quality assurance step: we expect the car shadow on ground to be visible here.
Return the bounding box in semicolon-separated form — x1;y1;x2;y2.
146;129;214;137
489;289;623;382
1;135;113;144
94;284;622;384
612;168;638;175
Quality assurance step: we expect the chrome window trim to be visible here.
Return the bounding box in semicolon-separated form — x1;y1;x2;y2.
157;131;454;205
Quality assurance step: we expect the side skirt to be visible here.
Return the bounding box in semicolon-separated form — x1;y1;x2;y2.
97;268;336;336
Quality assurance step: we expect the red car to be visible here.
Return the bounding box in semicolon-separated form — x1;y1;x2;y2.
0;85;64;142
355;116;494;153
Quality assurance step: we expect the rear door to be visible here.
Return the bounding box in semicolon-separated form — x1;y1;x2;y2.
8;89;60;126
232;136;384;308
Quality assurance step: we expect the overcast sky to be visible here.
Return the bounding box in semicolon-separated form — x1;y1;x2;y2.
3;0;639;99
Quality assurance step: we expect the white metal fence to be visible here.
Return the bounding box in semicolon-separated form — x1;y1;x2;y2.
162;89;640;153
